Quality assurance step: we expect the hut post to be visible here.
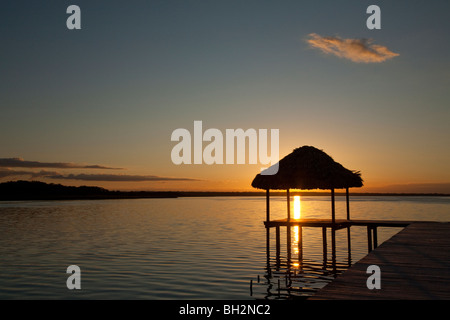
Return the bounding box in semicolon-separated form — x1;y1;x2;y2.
346;187;352;261
331;188;335;225
367;226;373;252
322;227;327;261
331;187;336;271
346;187;350;220
276;225;281;265
286;189;291;221
298;225;303;262
286;188;291;263
265;189;270;267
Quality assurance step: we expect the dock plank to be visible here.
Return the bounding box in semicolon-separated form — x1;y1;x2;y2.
310;222;450;300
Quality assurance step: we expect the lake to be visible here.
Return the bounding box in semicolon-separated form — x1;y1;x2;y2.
0;196;449;299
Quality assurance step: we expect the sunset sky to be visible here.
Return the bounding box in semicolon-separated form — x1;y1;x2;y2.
1;1;449;193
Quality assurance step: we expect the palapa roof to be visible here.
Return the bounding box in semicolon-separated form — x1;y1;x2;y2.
251;146;363;190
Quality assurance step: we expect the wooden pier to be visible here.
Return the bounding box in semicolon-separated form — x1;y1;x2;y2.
310;221;450;299
264;218;413;263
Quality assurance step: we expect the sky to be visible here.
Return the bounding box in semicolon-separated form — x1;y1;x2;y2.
1;0;449;193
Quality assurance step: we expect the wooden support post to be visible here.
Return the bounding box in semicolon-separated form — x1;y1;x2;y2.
298;226;303;262
276;226;280;263
286;189;291;264
373;226;378;249
346;187;350;220
347;226;352;267
331;188;335;225
345;188;351;266
331;227;336;274
347;227;351;251
266;189;271;268
322;227;328;268
286;189;291;221
287;225;291;264
331;227;336;258
266;227;270;262
367;226;373;252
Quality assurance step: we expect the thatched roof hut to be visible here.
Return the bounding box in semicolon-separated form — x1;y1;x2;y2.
252;146;362;190
251;146;363;223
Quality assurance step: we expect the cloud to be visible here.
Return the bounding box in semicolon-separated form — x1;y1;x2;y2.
306;33;399;63
0;158;122;170
47;173;200;182
0;169;59;179
0;158;199;183
0;169;199;182
0;169;61;178
0;168;33;178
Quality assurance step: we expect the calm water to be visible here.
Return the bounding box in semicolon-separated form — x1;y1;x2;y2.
0;196;449;299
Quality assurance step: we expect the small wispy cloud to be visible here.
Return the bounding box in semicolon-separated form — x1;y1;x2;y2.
0;169;199;182
0;169;46;178
306;33;399;63
0;169;63;179
0;158;122;170
48;173;200;182
0;158;199;183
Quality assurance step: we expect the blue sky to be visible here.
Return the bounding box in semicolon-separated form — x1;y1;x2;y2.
1;1;449;192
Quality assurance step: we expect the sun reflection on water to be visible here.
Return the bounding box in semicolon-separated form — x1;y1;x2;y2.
293;195;301;220
293;195;301;254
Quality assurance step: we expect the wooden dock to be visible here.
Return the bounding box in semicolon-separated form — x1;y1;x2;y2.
265;218;413;228
264;218;413;260
310;222;450;299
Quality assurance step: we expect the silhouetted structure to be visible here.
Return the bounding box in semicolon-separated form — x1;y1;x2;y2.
251;146;363;279
252;145;363;223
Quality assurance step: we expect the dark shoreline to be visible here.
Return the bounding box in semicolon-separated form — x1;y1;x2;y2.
177;191;450;197
0;181;448;201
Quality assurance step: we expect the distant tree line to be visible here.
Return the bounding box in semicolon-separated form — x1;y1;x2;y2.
0;181;179;200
